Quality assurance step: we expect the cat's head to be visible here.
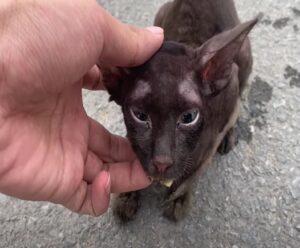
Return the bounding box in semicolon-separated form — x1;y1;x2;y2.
101;19;257;185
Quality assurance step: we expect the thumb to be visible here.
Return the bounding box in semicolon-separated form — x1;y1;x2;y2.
98;8;164;67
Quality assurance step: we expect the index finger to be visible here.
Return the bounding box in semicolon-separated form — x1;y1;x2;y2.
88;117;136;163
108;160;151;193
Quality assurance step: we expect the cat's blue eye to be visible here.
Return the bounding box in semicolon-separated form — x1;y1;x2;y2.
179;110;199;126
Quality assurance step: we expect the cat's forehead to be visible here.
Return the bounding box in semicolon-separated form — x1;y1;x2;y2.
142;41;193;72
178;73;201;105
130;80;151;101
130;72;201;107
128;41;200;106
138;42;194;83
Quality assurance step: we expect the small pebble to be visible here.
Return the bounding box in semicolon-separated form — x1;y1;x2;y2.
276;112;288;123
41;204;50;213
49;229;59;238
66;237;77;246
291;177;300;199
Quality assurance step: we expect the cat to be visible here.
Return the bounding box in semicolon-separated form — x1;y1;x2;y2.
100;0;259;222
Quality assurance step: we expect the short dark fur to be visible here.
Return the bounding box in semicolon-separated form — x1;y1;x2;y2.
103;0;259;222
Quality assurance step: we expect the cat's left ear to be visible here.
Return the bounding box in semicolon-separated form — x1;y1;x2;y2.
98;65;129;105
196;17;259;96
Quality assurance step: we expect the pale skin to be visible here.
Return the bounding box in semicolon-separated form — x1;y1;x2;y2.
0;0;164;216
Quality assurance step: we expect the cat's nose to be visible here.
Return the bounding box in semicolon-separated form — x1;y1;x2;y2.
153;156;173;174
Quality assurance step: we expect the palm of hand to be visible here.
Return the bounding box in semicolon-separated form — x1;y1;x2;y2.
1;80;98;212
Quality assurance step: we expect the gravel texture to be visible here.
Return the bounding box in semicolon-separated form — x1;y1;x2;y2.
1;0;300;247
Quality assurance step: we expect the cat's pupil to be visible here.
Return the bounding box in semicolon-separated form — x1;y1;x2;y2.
181;111;197;124
134;111;148;122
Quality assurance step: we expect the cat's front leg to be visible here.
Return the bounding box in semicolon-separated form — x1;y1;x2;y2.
217;127;238;155
113;191;140;223
217;98;241;155
162;178;195;221
162;190;191;221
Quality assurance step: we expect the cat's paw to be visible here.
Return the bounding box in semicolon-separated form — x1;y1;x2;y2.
218;128;238;155
113;192;140;223
162;192;191;221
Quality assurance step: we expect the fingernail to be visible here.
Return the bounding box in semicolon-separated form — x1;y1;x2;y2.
146;26;164;35
105;172;111;195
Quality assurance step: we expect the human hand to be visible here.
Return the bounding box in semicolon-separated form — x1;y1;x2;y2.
0;0;163;216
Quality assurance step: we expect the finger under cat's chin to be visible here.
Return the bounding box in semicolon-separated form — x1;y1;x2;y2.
109;159;151;193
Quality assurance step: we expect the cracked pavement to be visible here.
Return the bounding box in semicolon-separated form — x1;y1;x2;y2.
1;0;300;247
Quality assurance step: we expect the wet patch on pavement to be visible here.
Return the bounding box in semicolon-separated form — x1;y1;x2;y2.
284;65;300;88
236;119;253;143
248;76;273;128
291;7;300;17
272;17;290;29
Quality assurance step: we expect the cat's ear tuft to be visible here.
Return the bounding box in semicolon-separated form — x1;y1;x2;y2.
196;17;259;96
98;65;129;105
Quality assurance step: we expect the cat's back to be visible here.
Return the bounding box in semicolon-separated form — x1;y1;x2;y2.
154;0;240;48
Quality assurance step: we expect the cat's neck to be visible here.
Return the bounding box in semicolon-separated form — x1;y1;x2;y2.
163;0;240;47
173;0;240;25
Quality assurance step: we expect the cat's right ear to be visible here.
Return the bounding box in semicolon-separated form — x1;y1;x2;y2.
194;17;260;96
98;65;129;105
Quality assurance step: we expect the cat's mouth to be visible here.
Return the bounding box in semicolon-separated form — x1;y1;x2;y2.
148;176;174;188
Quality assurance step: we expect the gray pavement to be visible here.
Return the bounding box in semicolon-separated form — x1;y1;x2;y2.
1;0;300;247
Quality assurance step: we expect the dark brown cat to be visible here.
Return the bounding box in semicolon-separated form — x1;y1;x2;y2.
101;0;259;222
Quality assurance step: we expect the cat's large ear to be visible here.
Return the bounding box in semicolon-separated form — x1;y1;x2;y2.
98;65;129;105
196;17;259;96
